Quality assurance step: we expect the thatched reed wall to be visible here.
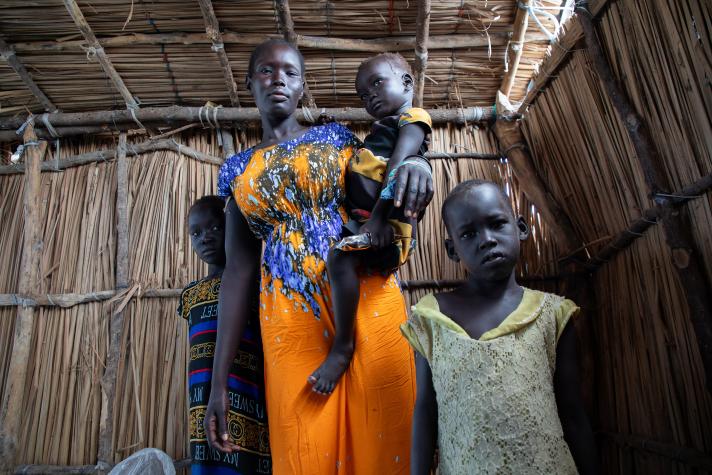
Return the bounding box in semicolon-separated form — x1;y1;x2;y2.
521;0;712;473
0;124;560;468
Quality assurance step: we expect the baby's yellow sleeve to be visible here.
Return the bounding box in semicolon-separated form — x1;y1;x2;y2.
556;298;580;342
398;107;433;134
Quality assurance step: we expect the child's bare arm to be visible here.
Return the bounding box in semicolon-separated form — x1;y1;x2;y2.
411;353;438;475
555;323;600;475
362;123;428;243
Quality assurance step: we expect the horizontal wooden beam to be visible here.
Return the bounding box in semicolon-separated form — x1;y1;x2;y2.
0;37;57;112
602;432;712;471
0;105;496;131
9;31;551;54
0;138;221;175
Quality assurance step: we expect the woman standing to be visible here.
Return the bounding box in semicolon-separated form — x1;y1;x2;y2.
204;39;432;474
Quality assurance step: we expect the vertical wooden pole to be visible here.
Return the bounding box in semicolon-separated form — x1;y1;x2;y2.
97;133;128;470
493;118;581;255
413;0;431;107
0;118;46;469
499;0;530;98
578;2;712;392
219;128;235;158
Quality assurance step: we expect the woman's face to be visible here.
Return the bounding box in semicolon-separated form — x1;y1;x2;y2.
247;44;304;119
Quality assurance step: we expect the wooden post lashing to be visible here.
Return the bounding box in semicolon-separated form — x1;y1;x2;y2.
63;0;139;110
97;133;129;468
0;117;46;469
414;0;431;107
198;0;241;107
499;0;530;98
578;1;712;391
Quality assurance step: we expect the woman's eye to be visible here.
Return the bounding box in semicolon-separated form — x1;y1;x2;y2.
260;67;271;74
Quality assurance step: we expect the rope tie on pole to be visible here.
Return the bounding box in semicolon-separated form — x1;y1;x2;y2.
40;113;60;138
127;102;147;131
517;1;570;41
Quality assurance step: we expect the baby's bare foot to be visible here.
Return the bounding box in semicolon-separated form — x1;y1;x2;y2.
308;345;354;395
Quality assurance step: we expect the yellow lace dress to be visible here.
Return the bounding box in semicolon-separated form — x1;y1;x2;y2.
401;288;579;474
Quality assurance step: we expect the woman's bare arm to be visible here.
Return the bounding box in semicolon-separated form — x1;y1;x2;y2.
204;198;262;452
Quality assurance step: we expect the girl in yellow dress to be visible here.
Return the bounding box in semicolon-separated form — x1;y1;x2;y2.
402;180;599;474
204;39;432;474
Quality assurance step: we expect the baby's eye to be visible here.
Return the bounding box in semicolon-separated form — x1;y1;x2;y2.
373;79;382;87
212;225;221;231
259;67;272;74
287;70;299;77
359;93;368;101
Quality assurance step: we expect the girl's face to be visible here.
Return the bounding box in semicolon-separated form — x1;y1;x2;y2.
444;185;528;282
356;58;412;119
247;44;304;119
188;205;226;266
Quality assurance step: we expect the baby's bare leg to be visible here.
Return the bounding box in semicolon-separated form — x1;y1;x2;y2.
308;247;361;395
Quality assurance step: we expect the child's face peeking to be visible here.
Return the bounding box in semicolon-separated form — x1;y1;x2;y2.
356;58;413;119
188;205;226;266
443;184;528;282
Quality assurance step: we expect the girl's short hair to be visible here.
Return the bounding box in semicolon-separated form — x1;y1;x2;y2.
189;195;225;216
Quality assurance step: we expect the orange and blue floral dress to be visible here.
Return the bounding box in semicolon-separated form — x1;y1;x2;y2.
217;122;416;474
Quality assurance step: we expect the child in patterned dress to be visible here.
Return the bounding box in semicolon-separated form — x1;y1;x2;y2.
402;180;599;474
178;196;271;474
308;53;434;395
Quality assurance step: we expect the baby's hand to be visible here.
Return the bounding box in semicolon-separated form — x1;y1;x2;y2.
359;219;394;250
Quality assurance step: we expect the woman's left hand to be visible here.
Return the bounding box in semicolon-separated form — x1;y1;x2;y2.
393;160;434;218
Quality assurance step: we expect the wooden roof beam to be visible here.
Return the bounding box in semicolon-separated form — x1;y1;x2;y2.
63;0;139;109
499;0;530;98
10;31;552;54
0;105;497;130
0;37;57;112
197;0;240;107
413;0;431;107
274;0;316;110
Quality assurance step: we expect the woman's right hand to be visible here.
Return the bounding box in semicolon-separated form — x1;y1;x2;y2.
204;387;240;453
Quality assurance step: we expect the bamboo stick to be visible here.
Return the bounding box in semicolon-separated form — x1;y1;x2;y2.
0;118;45;468
197;0;240;107
62;0;138;110
413;0;431;107
499;0;530;98
0;106;496;131
579;0;712;392
0;37;57;113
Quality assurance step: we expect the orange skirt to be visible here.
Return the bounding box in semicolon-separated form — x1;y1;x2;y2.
259;272;416;474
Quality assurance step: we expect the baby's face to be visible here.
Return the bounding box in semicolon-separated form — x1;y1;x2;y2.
356;58;412;119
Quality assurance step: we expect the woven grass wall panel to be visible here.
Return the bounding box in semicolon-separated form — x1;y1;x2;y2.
521;0;712;471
